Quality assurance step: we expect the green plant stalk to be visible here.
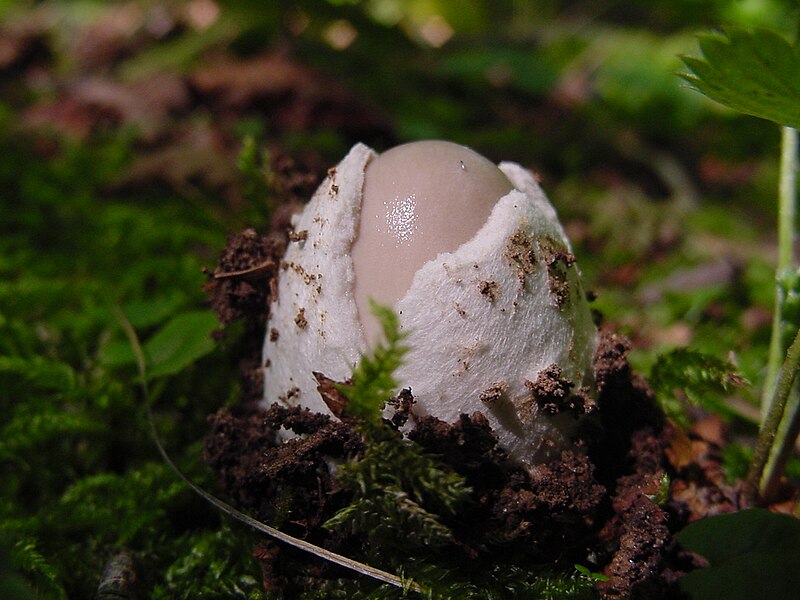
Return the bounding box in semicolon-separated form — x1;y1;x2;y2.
762;126;798;417
758;127;800;501
747;325;800;502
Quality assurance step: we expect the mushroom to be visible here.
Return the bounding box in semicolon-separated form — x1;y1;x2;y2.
262;141;597;465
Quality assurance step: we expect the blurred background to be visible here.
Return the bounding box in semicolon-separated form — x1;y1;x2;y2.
2;0;799;597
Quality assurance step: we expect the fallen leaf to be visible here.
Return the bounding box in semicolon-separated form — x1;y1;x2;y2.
664;421;693;471
190;51;391;137
22;73;189;140
111;124;238;196
313;372;350;418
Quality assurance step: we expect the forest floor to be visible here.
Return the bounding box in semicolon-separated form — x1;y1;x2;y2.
1;1;798;599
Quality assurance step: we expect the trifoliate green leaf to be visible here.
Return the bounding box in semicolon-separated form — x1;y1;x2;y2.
680;28;800;128
677;509;800;600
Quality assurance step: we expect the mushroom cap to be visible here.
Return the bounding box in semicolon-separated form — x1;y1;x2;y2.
352;140;514;344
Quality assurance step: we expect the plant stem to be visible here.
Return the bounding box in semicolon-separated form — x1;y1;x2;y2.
762;126;798;418
778;127;798;276
755;126;799;502
747;325;800;502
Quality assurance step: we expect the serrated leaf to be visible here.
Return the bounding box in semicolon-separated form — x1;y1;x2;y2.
680;28;800;127
677;509;800;600
143;311;218;379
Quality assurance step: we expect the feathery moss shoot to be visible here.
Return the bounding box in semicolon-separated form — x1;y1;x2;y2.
337;299;408;428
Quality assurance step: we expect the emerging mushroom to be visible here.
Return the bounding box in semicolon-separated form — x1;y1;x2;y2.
262;141;597;464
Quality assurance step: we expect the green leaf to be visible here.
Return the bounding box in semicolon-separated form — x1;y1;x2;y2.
680;28;800;128
777;267;800;350
122;297;187;329
143;311;218;379
574;564;609;582
677;509;800;600
98;338;137;369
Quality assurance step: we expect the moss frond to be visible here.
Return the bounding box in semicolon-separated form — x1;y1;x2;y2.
337;300;408;427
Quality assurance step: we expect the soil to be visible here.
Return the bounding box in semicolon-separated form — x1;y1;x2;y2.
525;363;595;416
203;232;743;597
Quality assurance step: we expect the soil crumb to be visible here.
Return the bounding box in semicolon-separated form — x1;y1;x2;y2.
479;279;500;302
204;228;284;327
504;229;537;285
536;235;576;306
526;363;595;415
203;403;363;530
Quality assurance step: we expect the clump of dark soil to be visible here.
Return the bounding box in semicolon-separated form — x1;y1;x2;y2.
203;156;325;403
526;363;596;416
203;403;363;533
406;410;605;550
204;228;284;327
202;230;741;598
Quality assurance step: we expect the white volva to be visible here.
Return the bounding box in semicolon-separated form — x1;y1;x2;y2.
262;141;597;465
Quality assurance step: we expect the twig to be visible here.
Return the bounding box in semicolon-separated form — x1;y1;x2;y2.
113;306;422;595
212;260;275;279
